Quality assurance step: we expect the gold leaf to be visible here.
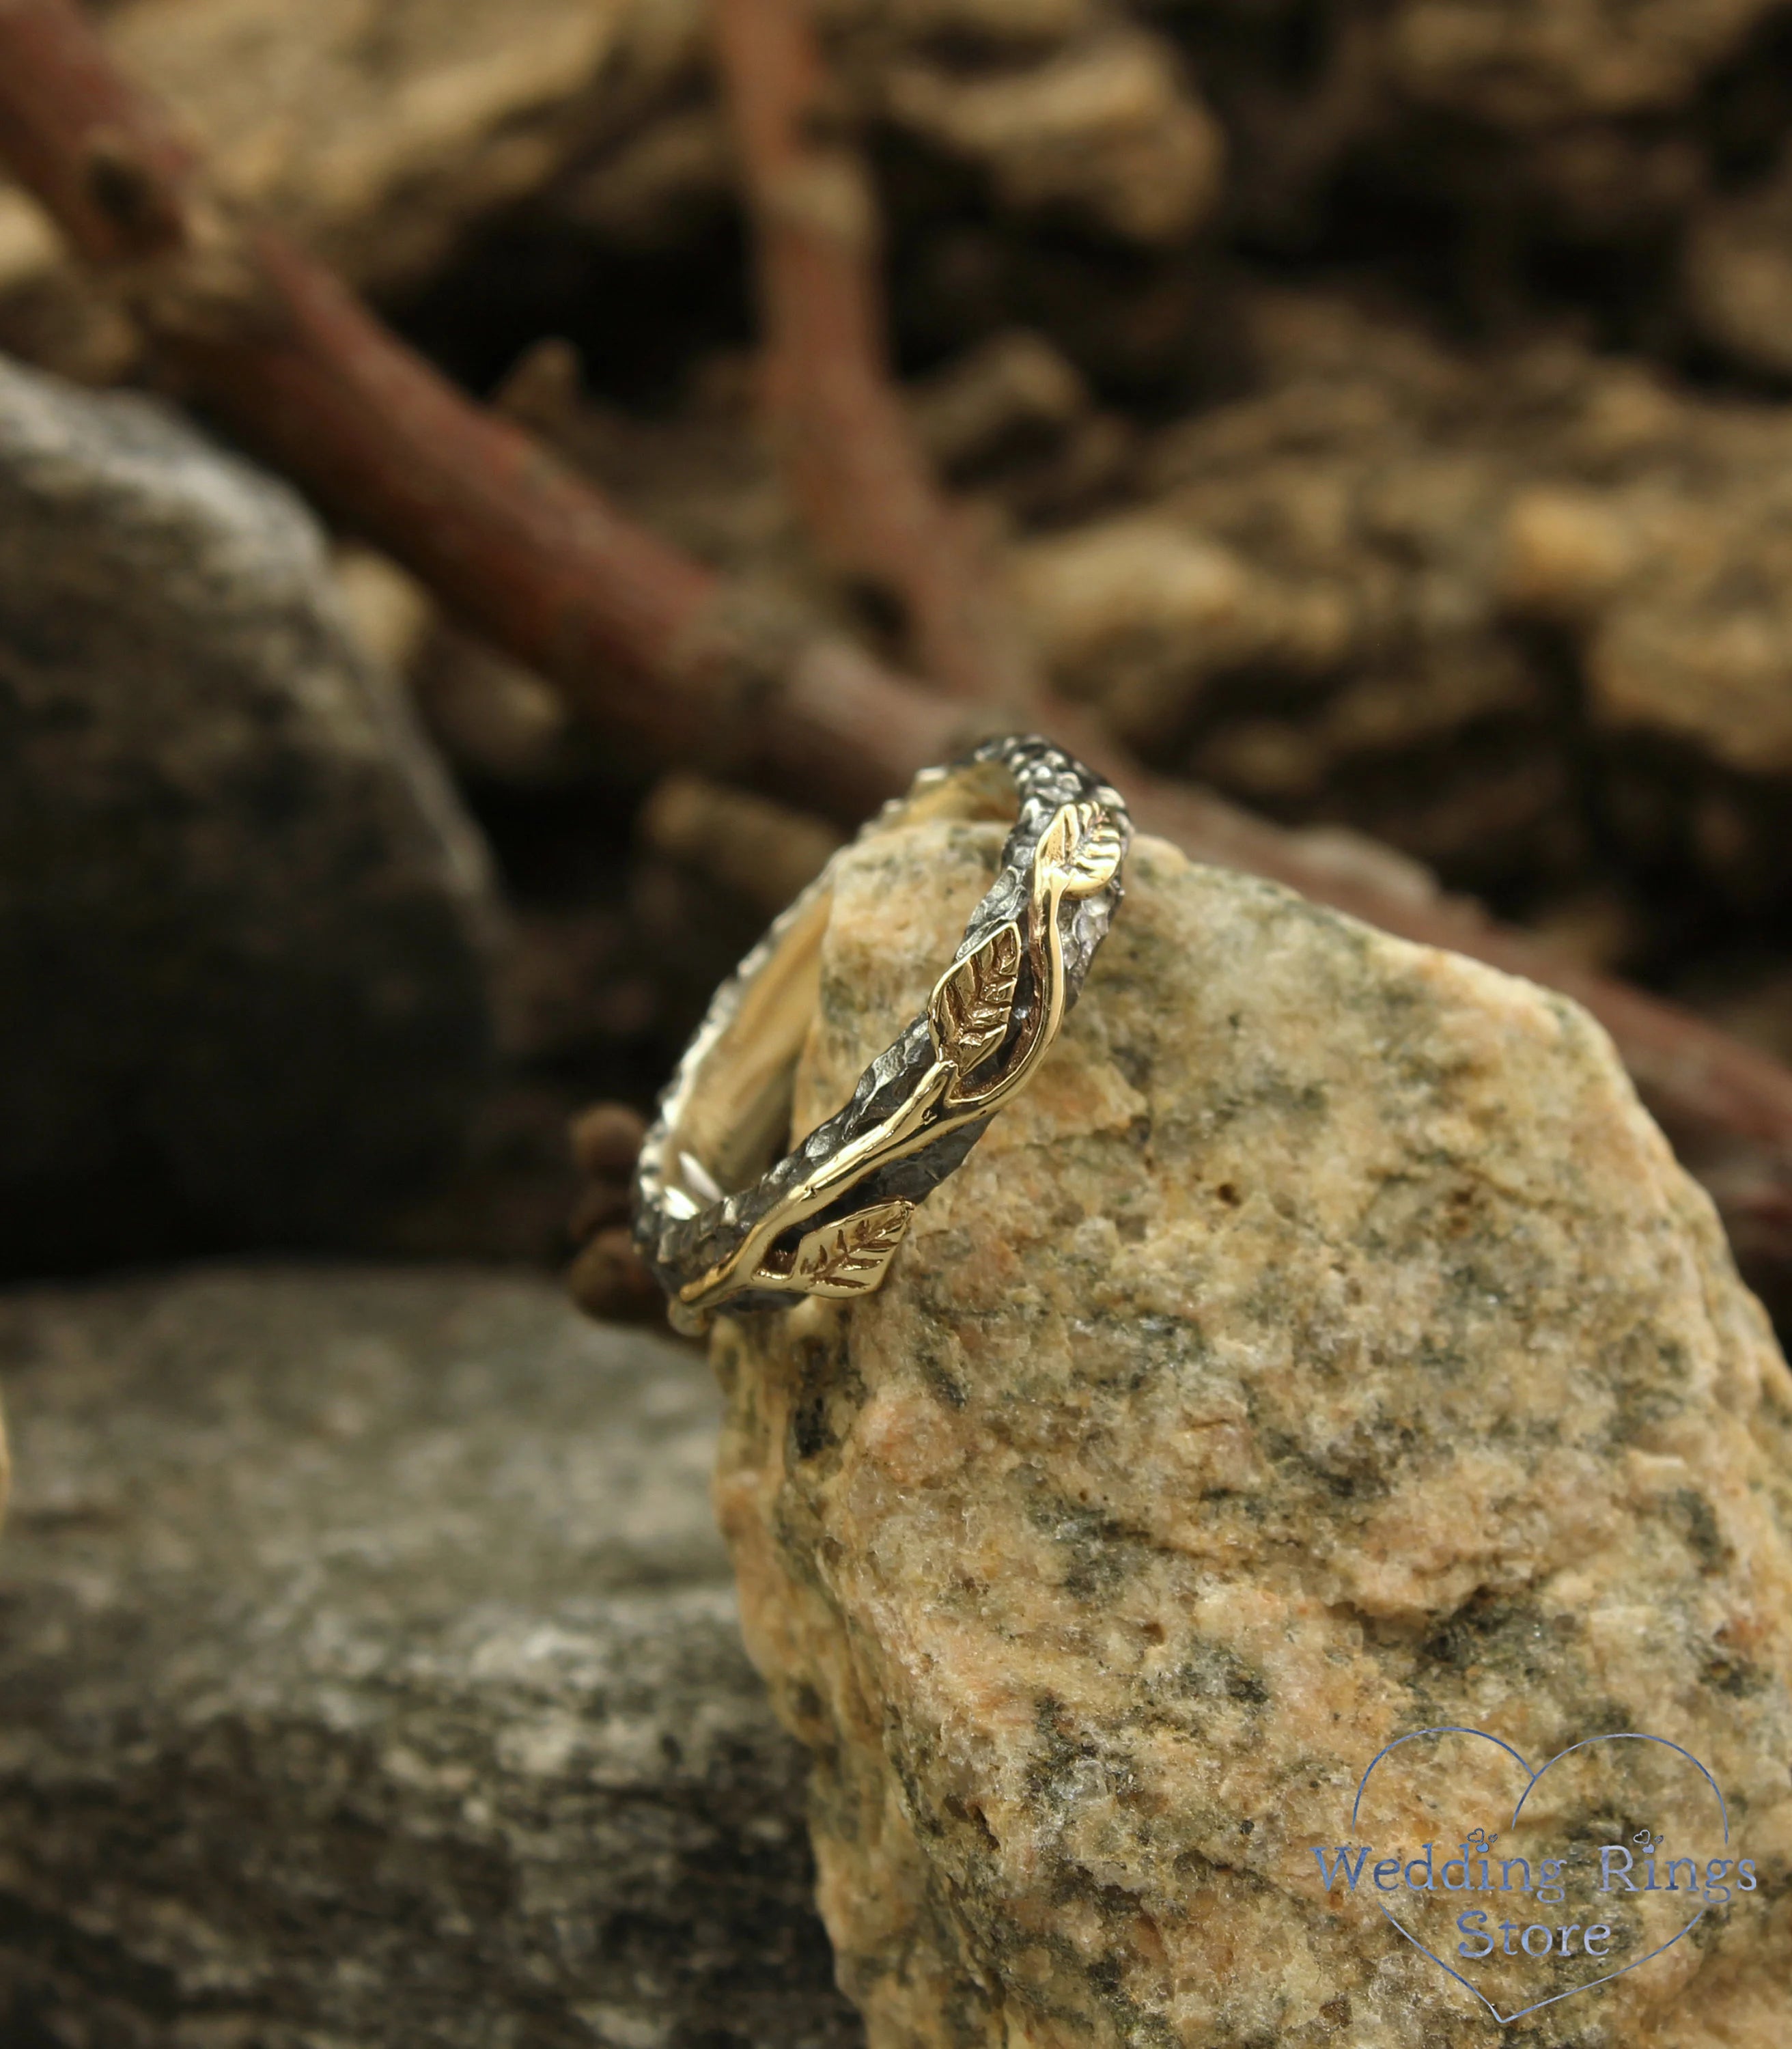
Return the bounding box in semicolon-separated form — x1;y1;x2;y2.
1039;803;1123;897
789;1199;915;1296
929;921;1021;1074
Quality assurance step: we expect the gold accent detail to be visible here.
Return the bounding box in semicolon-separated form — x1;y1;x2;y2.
676;799;1119;1317
930;922;1022;1076
786;1199;916;1297
1041;801;1124;899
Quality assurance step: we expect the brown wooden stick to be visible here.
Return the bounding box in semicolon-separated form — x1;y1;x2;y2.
709;0;1036;706
3;0;1792;1200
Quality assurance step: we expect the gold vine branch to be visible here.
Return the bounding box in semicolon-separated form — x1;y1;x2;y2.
684;798;1119;1316
934;799;1125;1112
788;1199;916;1298
932;924;1022;1078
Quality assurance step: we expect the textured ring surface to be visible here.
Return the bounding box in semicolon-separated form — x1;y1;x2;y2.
632;734;1132;1333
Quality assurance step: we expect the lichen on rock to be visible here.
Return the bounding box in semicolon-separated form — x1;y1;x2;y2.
712;817;1792;2047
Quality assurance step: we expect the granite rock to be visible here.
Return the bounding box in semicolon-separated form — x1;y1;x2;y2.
0;1265;860;2049
712;818;1792;2047
0;354;500;1272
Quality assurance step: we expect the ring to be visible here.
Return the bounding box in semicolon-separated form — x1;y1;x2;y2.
632;734;1132;1335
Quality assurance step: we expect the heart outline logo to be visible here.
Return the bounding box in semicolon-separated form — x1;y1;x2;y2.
1351;1727;1729;2026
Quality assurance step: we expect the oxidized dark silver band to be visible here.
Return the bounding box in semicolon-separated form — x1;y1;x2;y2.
633;734;1131;1333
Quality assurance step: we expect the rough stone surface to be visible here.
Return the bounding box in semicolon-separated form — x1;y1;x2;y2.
873;18;1224;247
0;0;1220;379
0;354;500;1272
713;818;1792;2047
0;1265;860;2049
0;0;710;377
1684;150;1792;382
1382;0;1772;124
7;0;1785;406
1007;289;1792;907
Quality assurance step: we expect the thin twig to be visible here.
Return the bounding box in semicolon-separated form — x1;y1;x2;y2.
710;0;1035;705
2;0;1791;1213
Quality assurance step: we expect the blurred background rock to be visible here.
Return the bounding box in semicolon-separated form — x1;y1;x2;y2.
8;0;1792;1298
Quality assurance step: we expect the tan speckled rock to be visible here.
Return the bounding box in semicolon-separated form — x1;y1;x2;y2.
712;820;1792;2048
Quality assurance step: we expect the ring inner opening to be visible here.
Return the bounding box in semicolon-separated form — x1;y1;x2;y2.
665;753;1020;1207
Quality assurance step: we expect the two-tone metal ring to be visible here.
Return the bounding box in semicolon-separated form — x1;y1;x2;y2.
632;734;1132;1334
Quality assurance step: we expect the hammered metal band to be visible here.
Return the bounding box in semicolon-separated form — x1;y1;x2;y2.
632;735;1132;1334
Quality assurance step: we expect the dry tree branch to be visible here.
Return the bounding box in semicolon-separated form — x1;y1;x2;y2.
3;0;1792;1231
709;0;1037;703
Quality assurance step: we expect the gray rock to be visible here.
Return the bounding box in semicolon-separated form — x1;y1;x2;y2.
0;1265;858;2049
0;355;500;1272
